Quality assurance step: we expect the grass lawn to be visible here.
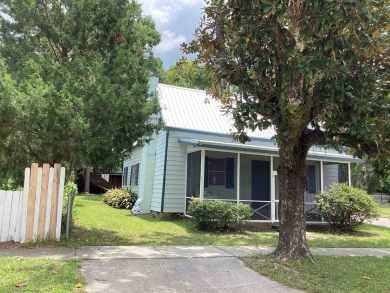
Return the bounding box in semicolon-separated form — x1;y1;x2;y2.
242;254;390;293
379;204;390;217
69;195;390;248
0;258;84;292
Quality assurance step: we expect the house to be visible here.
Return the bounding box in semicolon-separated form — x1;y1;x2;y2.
122;81;361;222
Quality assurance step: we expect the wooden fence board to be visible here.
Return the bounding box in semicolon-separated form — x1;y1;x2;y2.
38;164;50;239
55;167;66;240
0;190;5;238
1;191;13;242
32;167;43;240
44;168;54;238
49;164;61;239
8;191;20;241
13;191;23;242
20;168;30;243
25;163;38;242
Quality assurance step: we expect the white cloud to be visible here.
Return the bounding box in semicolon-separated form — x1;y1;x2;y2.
154;30;186;53
138;0;203;24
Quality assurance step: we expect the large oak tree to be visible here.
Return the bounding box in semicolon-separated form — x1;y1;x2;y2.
0;0;161;186
184;0;389;259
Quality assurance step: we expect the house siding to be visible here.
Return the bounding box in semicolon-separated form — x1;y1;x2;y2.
123;148;142;193
323;163;340;189
150;131;167;212
162;131;187;212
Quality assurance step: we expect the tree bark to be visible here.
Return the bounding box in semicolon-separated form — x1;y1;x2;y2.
84;166;91;194
274;142;313;260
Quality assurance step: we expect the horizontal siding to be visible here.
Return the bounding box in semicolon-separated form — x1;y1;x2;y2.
122;148;142;193
150;131;167;212
324;164;339;190
162;131;187;213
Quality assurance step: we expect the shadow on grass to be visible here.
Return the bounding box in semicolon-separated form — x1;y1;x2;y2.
67;226;133;246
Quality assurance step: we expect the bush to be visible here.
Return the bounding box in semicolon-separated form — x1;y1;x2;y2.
61;181;78;234
103;188;138;209
187;199;252;231
314;183;380;231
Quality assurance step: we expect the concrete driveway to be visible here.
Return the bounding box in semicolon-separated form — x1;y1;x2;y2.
80;257;301;293
78;246;301;292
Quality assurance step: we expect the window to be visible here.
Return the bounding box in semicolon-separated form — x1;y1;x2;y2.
130;164;139;186
123;167;128;186
208;159;226;185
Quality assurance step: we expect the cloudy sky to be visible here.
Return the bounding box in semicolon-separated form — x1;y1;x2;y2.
137;0;205;69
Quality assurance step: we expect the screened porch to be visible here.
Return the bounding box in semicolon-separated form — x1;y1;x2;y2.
185;149;351;222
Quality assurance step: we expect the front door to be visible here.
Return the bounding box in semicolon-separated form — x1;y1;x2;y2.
251;160;270;219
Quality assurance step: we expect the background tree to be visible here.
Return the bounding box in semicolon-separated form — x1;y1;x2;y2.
160;59;212;90
184;0;389;260
0;0;162;187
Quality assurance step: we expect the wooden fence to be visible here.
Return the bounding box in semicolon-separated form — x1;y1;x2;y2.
0;163;65;243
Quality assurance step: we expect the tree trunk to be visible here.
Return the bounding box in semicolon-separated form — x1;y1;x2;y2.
274;143;313;260
84;166;91;194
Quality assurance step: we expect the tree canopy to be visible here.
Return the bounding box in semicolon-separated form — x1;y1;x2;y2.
160;59;212;90
0;0;162;186
184;0;389;259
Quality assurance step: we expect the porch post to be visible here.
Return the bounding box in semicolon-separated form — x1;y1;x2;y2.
236;153;240;204
320;161;324;191
348;162;352;186
199;149;205;200
270;156;275;221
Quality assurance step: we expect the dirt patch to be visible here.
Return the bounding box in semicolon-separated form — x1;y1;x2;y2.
0;242;22;249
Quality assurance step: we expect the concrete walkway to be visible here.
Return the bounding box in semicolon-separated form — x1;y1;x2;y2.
1;245;390;259
369;217;390;228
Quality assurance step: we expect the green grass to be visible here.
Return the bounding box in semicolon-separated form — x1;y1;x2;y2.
379;204;390;217
0;258;84;292
242;254;390;293
69;195;390;248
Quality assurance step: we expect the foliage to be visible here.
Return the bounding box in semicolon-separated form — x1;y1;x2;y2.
103;188;138;210
0;0;162;184
315;183;379;231
352;162;390;194
160;59;212;90
183;0;389;257
243;255;390;293
187;199;252;231
61;181;78;234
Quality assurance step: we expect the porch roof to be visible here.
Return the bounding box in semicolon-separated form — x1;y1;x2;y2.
178;138;363;163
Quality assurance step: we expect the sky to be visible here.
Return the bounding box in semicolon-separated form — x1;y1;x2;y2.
137;0;205;69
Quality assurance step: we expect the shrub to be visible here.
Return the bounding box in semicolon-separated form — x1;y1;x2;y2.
103;188;138;209
61;181;78;234
187;199;252;231
314;183;380;231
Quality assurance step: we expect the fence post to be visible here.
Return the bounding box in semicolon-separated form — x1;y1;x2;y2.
20;167;30;243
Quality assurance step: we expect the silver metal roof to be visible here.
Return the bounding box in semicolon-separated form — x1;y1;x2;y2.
157;83;276;139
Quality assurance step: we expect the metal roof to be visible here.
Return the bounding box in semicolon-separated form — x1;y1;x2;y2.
157;83;276;139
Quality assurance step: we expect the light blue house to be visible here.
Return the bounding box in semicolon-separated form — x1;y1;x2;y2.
122;82;361;222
